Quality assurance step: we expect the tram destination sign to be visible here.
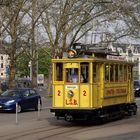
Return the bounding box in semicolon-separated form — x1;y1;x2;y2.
107;55;126;61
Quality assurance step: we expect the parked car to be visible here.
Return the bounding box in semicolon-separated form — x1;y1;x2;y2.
134;80;140;97
0;88;42;112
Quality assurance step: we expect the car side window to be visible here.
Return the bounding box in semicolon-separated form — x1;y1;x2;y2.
30;90;37;96
23;90;30;97
10;91;20;97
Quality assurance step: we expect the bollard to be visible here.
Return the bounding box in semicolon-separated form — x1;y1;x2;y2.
16;102;18;124
37;99;41;120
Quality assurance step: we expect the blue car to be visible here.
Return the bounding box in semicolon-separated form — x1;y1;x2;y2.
0;88;42;112
134;80;140;97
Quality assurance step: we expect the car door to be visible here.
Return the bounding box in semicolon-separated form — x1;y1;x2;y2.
29;89;39;108
21;89;32;109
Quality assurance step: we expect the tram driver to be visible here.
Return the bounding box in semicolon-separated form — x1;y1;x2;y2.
71;73;78;83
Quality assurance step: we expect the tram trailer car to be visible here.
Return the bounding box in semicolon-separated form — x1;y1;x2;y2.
50;44;137;121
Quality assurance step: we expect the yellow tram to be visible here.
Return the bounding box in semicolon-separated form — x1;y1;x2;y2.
50;44;137;121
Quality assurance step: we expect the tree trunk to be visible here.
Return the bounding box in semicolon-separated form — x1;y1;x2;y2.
9;60;16;89
46;65;52;96
31;59;37;88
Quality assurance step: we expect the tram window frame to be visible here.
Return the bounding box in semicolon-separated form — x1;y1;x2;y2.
128;65;133;80
55;63;63;81
131;66;133;80
104;63;114;83
80;63;89;83
124;65;127;81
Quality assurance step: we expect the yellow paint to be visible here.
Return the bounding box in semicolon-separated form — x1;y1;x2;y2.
80;85;90;107
64;63;79;68
64;85;79;108
53;85;64;107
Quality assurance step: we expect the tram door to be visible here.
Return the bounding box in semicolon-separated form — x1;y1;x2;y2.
64;62;91;108
80;63;90;108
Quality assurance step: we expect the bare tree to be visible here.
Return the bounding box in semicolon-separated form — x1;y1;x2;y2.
1;0;140;90
0;0;31;88
40;0;123;95
24;0;56;88
94;0;140;44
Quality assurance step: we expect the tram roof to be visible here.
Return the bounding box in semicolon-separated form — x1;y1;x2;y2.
52;57;134;65
52;43;134;64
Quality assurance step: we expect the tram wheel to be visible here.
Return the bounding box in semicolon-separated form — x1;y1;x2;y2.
65;114;73;122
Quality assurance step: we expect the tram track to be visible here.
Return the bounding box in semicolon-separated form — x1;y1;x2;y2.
0;115;138;140
0;125;84;140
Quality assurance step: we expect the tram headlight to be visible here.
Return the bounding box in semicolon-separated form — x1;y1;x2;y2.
67;90;74;98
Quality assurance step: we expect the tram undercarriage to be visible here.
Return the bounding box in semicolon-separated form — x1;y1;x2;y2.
51;103;137;122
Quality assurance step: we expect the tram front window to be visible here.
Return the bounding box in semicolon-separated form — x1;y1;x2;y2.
66;68;79;83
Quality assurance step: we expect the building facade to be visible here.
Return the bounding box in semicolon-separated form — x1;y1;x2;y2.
0;53;10;81
108;43;140;80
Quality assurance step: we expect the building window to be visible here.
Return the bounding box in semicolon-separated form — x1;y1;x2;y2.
1;56;3;60
1;63;3;68
1;73;3;76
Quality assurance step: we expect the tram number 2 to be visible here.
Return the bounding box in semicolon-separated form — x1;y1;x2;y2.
83;90;87;96
57;90;61;96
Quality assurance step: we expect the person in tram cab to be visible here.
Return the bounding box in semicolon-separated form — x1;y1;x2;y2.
80;74;87;83
71;73;78;83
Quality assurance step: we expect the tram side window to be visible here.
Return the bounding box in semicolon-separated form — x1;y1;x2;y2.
110;64;114;82
55;63;63;81
80;63;89;83
66;68;79;83
115;64;118;82
119;65;123;82
105;64;109;82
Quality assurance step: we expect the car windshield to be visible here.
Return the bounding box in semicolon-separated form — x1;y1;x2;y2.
1;90;21;97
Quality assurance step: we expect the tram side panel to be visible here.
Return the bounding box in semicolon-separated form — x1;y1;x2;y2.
102;83;128;106
91;63;135;109
53;84;64;107
79;84;91;108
